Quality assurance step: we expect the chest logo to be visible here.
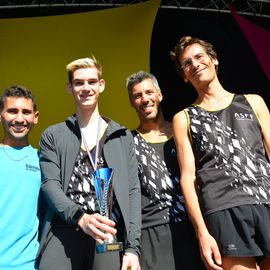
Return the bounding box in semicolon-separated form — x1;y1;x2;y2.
234;113;253;121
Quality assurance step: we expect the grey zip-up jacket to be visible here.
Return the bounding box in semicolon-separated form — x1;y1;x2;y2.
38;115;141;257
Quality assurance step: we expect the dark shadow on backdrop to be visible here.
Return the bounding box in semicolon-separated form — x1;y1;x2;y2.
150;8;270;121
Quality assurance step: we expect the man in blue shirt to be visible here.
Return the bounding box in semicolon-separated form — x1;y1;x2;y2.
0;85;41;270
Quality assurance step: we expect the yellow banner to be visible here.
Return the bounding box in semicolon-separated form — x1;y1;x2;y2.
0;0;160;146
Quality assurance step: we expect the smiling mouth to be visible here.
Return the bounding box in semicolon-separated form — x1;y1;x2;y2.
193;67;206;76
142;105;154;111
11;125;27;132
80;94;92;99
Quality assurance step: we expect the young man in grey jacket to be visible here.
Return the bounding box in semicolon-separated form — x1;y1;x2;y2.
38;57;141;270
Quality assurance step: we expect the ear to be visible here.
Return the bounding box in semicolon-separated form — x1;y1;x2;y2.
158;90;163;102
183;76;189;83
34;111;39;125
213;58;219;66
67;83;73;94
129;96;136;109
99;79;105;93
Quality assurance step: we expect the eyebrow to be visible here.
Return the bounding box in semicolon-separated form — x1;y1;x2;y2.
7;107;33;111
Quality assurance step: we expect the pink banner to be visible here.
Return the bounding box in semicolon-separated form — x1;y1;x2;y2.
230;6;270;81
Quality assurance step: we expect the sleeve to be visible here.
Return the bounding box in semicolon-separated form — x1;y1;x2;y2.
39;126;83;225
124;130;142;256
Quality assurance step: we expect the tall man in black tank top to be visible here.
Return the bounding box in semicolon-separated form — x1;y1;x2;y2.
170;36;270;270
126;71;205;270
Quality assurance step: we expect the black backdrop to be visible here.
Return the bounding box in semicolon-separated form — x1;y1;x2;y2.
150;8;270;121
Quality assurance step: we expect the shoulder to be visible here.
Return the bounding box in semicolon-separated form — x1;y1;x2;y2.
105;119;134;146
244;94;269;114
42;117;77;136
41;122;69;143
106;118;130;134
108;119;126;130
43;122;66;133
131;129;140;139
163;120;173;136
40;118;80;149
29;145;40;158
244;94;265;106
173;109;190;144
173;109;188;127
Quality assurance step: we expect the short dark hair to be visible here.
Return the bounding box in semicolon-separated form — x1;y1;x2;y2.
170;36;218;77
126;70;160;97
0;85;37;112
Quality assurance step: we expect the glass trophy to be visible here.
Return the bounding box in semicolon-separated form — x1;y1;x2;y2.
93;167;123;253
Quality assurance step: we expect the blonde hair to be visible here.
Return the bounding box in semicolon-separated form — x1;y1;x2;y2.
66;56;102;83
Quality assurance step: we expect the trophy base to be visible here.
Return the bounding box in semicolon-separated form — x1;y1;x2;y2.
96;241;123;253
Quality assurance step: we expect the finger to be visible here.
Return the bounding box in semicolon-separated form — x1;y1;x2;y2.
212;246;222;266
92;215;117;235
98;223;117;235
89;225;112;241
91;223;116;236
82;225;104;243
206;256;223;270
95;214;116;227
121;256;129;270
95;236;104;244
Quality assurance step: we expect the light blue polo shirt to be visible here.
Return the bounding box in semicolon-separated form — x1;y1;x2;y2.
0;145;41;270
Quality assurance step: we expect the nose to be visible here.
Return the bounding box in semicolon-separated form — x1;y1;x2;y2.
190;57;201;68
141;93;149;103
82;81;92;91
14;112;25;123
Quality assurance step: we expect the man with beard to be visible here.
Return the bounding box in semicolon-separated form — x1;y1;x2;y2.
0;85;40;270
126;71;204;270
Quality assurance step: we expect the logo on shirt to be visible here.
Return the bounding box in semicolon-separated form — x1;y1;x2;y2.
26;164;40;172
171;148;177;157
225;244;237;251
234;113;253;121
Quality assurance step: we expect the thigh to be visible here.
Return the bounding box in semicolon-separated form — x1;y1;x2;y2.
170;222;205;270
258;257;270;270
140;224;175;270
205;206;263;257
253;204;270;258
93;251;121;270
222;256;257;270
39;227;95;270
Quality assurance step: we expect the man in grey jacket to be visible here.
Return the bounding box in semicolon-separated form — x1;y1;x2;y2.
38;57;141;270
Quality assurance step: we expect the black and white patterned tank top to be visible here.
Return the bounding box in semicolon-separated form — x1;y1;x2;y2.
186;94;270;215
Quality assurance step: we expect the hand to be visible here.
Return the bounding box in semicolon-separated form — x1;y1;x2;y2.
198;232;223;270
121;252;140;270
78;213;116;244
